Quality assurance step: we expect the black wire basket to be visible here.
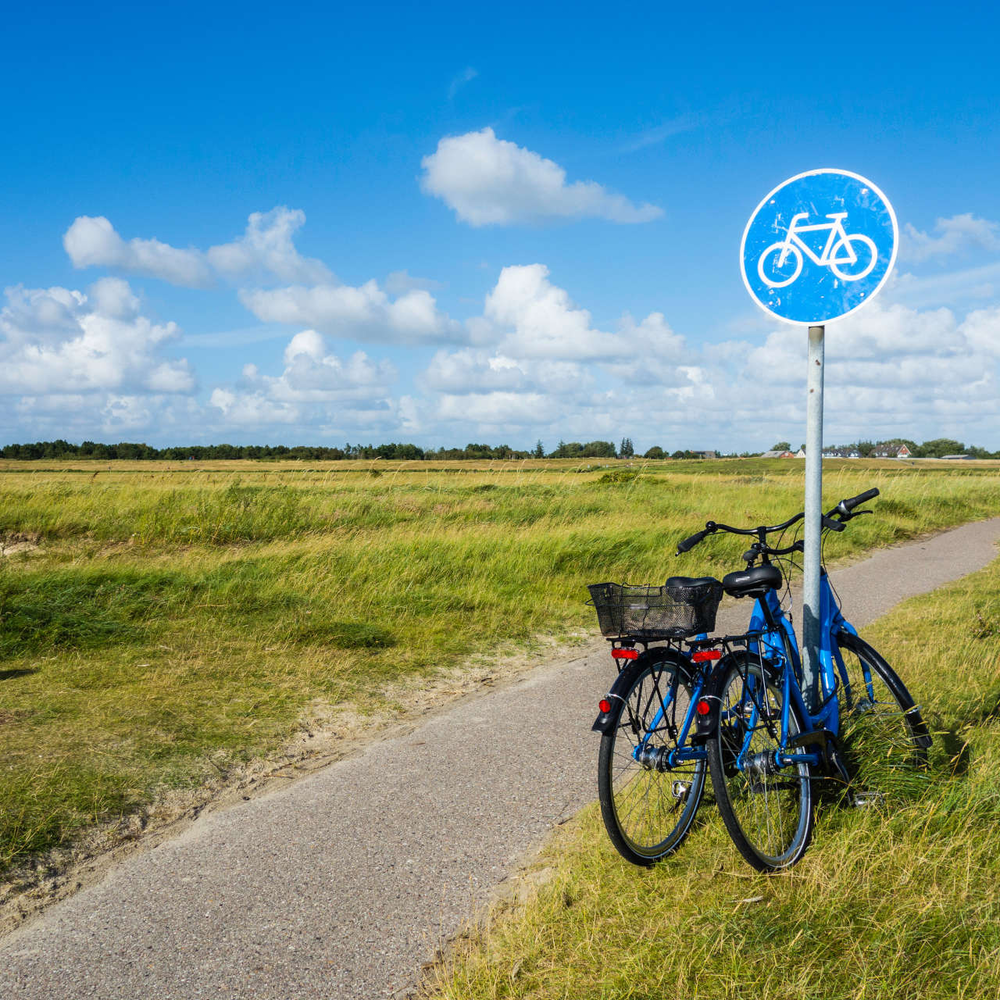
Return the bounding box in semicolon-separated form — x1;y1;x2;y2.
587;577;723;638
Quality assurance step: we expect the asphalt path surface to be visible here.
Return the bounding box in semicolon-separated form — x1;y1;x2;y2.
2;518;999;999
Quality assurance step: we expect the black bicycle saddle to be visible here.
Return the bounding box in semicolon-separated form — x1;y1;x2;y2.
721;565;782;598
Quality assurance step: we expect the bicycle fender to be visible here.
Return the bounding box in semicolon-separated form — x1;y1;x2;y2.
591;650;692;735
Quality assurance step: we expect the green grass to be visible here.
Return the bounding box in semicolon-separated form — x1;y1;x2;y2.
429;553;1000;1000
1;458;998;877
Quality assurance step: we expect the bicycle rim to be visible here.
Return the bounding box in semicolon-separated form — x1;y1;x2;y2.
598;654;706;865
708;657;813;871
835;632;930;801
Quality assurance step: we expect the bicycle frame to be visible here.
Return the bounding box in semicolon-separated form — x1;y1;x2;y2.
742;569;859;769
778;212;856;268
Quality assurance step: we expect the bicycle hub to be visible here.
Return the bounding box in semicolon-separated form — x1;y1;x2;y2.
635;745;671;772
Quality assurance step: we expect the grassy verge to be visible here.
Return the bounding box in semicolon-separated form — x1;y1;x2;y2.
429;553;1000;1000
1;459;998;878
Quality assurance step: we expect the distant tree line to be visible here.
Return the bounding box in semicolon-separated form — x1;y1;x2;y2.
0;437;721;461
5;436;992;462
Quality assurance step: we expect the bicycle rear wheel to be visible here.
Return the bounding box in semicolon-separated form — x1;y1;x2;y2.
834;632;931;802
597;649;707;866
707;654;813;871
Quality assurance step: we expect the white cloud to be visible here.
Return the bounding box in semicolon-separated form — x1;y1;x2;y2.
207;207;333;284
240;280;461;345
422;348;588;395
64;207;331;287
890;260;1000;309
64;216;212;287
208;329;397;428
435;390;559;427
475;264;688;372
420;128;663;226
900;213;1000;263
0;278;194;396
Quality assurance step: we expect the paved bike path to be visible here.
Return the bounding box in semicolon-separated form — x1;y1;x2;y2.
2;519;999;999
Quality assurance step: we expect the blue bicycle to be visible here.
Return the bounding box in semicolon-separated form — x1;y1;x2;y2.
589;488;931;871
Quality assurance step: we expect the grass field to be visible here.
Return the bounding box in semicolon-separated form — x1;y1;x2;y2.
429;550;1000;1000
1;457;998;881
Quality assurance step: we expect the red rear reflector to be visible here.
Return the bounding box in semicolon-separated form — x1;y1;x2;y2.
696;699;712;716
599;699;613;714
611;648;639;660
691;650;722;662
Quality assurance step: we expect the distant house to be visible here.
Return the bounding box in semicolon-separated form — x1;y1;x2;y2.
697;451;718;460
795;447;806;458
941;454;972;460
822;448;853;459
871;444;911;459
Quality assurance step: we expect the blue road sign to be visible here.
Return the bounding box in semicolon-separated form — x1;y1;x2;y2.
740;169;897;325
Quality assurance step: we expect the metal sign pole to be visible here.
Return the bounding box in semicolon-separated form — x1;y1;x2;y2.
802;324;825;713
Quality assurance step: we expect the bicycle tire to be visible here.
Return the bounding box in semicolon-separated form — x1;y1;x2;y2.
707;653;814;871
829;234;877;281
597;649;707;866
834;632;931;801
757;242;803;288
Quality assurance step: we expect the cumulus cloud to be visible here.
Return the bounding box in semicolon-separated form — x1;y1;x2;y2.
64;207;332;287
64;217;212;287
420;128;663;226
900;213;1000;263
0;278;194;396
422;348;588;395
418;267;707;436
207;207;333;284
731;298;1000;443
240;280;461;345
208;329;397;428
474;264;689;375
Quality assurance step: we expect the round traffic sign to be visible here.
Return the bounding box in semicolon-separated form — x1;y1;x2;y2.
740;169;897;324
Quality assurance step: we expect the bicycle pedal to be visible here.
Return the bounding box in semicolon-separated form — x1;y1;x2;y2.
671;780;691;800
851;790;885;808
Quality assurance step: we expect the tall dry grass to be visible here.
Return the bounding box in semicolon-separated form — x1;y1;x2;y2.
1;459;998;874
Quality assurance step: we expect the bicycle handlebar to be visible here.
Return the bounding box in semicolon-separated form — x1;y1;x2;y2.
837;487;879;514
675;487;880;556
676;528;710;553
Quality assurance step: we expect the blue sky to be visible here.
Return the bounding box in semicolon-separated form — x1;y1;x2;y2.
3;0;1000;452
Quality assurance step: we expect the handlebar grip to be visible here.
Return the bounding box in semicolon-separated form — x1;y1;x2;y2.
842;487;880;512
676;529;708;554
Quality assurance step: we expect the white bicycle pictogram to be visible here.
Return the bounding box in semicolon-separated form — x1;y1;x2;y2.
757;212;878;288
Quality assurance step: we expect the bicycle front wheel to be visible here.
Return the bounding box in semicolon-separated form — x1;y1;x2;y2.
707;654;814;871
834;632;931;802
829;234;877;280
597;650;707;866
